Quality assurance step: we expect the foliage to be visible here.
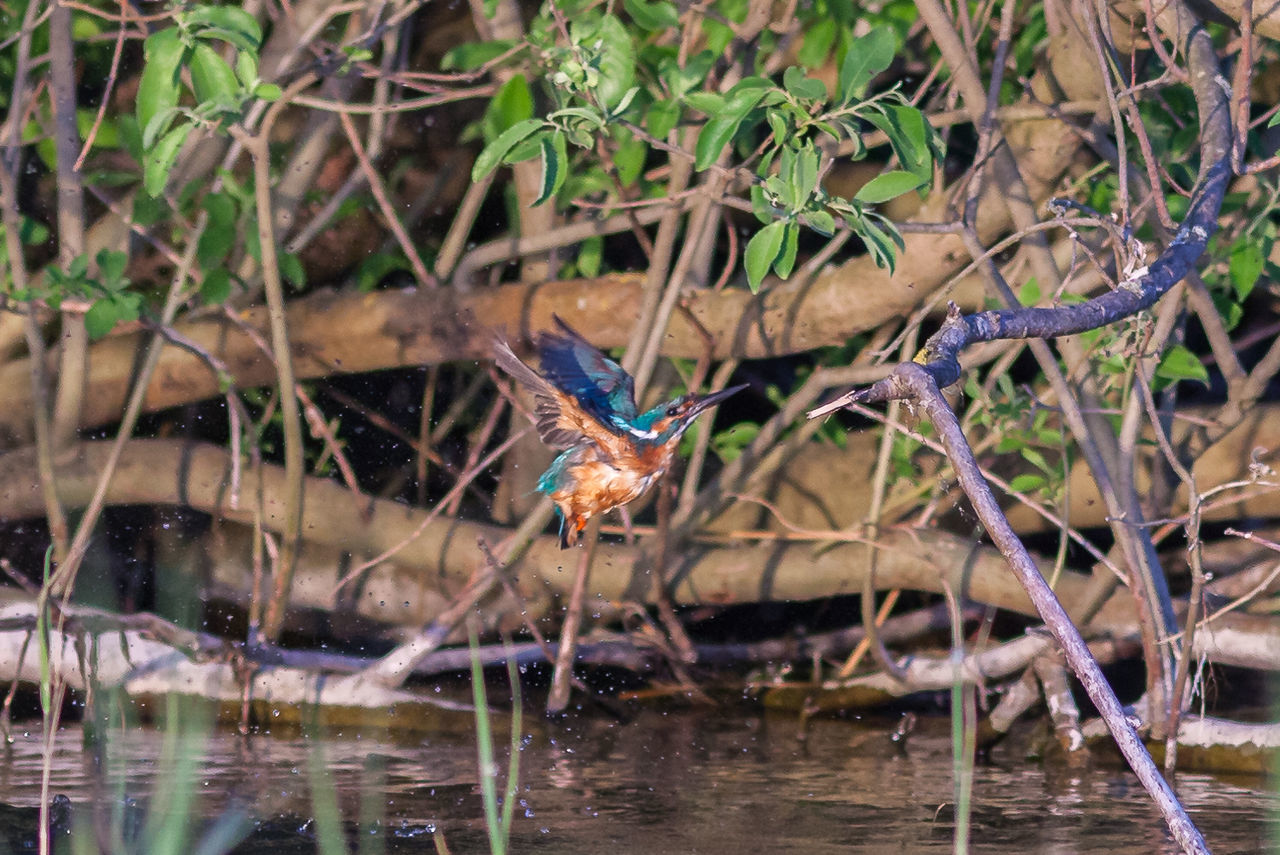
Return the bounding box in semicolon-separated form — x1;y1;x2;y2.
135;5;278;196
467;1;943;291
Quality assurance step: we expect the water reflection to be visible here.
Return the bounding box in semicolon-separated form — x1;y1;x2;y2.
0;709;1275;853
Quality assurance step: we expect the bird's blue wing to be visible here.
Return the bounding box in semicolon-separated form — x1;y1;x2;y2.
536;316;639;429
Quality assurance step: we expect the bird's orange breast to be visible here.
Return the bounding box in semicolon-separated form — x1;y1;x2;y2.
549;442;675;522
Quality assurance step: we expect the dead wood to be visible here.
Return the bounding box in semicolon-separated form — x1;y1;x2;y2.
0;438;1124;623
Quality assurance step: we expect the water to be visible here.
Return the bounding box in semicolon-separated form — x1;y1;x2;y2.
0;709;1275;853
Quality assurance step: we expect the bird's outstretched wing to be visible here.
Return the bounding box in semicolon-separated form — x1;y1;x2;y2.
494;337;630;453
535;316;639;428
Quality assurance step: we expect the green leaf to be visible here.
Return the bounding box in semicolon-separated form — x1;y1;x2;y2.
710;422;760;462
624;0;679;31
589;14;637;109
76;109;120;150
793;144;820;204
1018;277;1041;306
190;42;241;108
806;209;836;236
441;40;516;71
234;50;259;88
577;235;603;278
198;192;238;268
797;19;837;69
354;252;412;291
683;92;726;115
84;299;120;340
661;51;714;98
137;28;187;138
1155;344;1210;386
859;217;902;273
253;82;282;101
534;131;568;206
750;184;774;223
745;220;785;292
144;123;193;196
200;268;232;304
547;106;606;129
695;117;739;170
280;253;306;289
774;221;799;280
19;217;50;246
141;107;182;151
96;249;128;287
1008;474;1047;494
766;111;788;146
854;170;924;203
646;99;680;139
1020;446;1051;474
1228;239;1264;301
837;27;896;103
866;105;936;181
701;18;733;55
693;86;768;170
183;6;263;50
471;118;543;181
613;134;647;187
483;75;534;142
782;66;827;102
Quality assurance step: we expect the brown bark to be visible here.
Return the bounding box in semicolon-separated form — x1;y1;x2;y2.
0;438;1125;625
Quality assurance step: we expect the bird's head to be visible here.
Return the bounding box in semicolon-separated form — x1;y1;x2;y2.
633;384;747;443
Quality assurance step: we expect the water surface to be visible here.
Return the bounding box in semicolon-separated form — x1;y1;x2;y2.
0;709;1275;853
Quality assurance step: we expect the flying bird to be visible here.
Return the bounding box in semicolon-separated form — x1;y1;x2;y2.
495;317;746;547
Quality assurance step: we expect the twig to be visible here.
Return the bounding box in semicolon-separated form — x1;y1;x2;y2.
229;73;320;642
337;111;436;287
547;518;601;714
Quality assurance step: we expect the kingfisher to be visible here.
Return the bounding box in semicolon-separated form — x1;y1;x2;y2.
495;317;746;548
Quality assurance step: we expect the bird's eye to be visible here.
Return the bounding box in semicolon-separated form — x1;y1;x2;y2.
665;405;678;417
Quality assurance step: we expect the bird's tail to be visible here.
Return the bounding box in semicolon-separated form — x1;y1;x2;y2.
557;512;587;548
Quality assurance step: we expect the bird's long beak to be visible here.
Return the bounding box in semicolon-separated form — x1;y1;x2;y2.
687;383;748;418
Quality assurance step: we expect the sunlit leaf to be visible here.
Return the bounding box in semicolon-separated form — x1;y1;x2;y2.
471;119;543;181
806;209;836;236
441;40;516;71
774;221;799;279
137;28;187;138
197;192;238;268
589;14;637;109
483;75;534;142
624;0;678;31
144;123;193;196
837;27;895;103
854;170;924;203
577;235;603;278
183;5;263;50
201;268;232;304
693;85;768;170
190;42;241;108
646;99;680;139
1228;239;1264;301
279;253;306;289
782;66;827;102
84;299;120;340
1155;344;1210;386
797;19;836;69
1008;474;1047;494
745;220;785;292
534;131;568;206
